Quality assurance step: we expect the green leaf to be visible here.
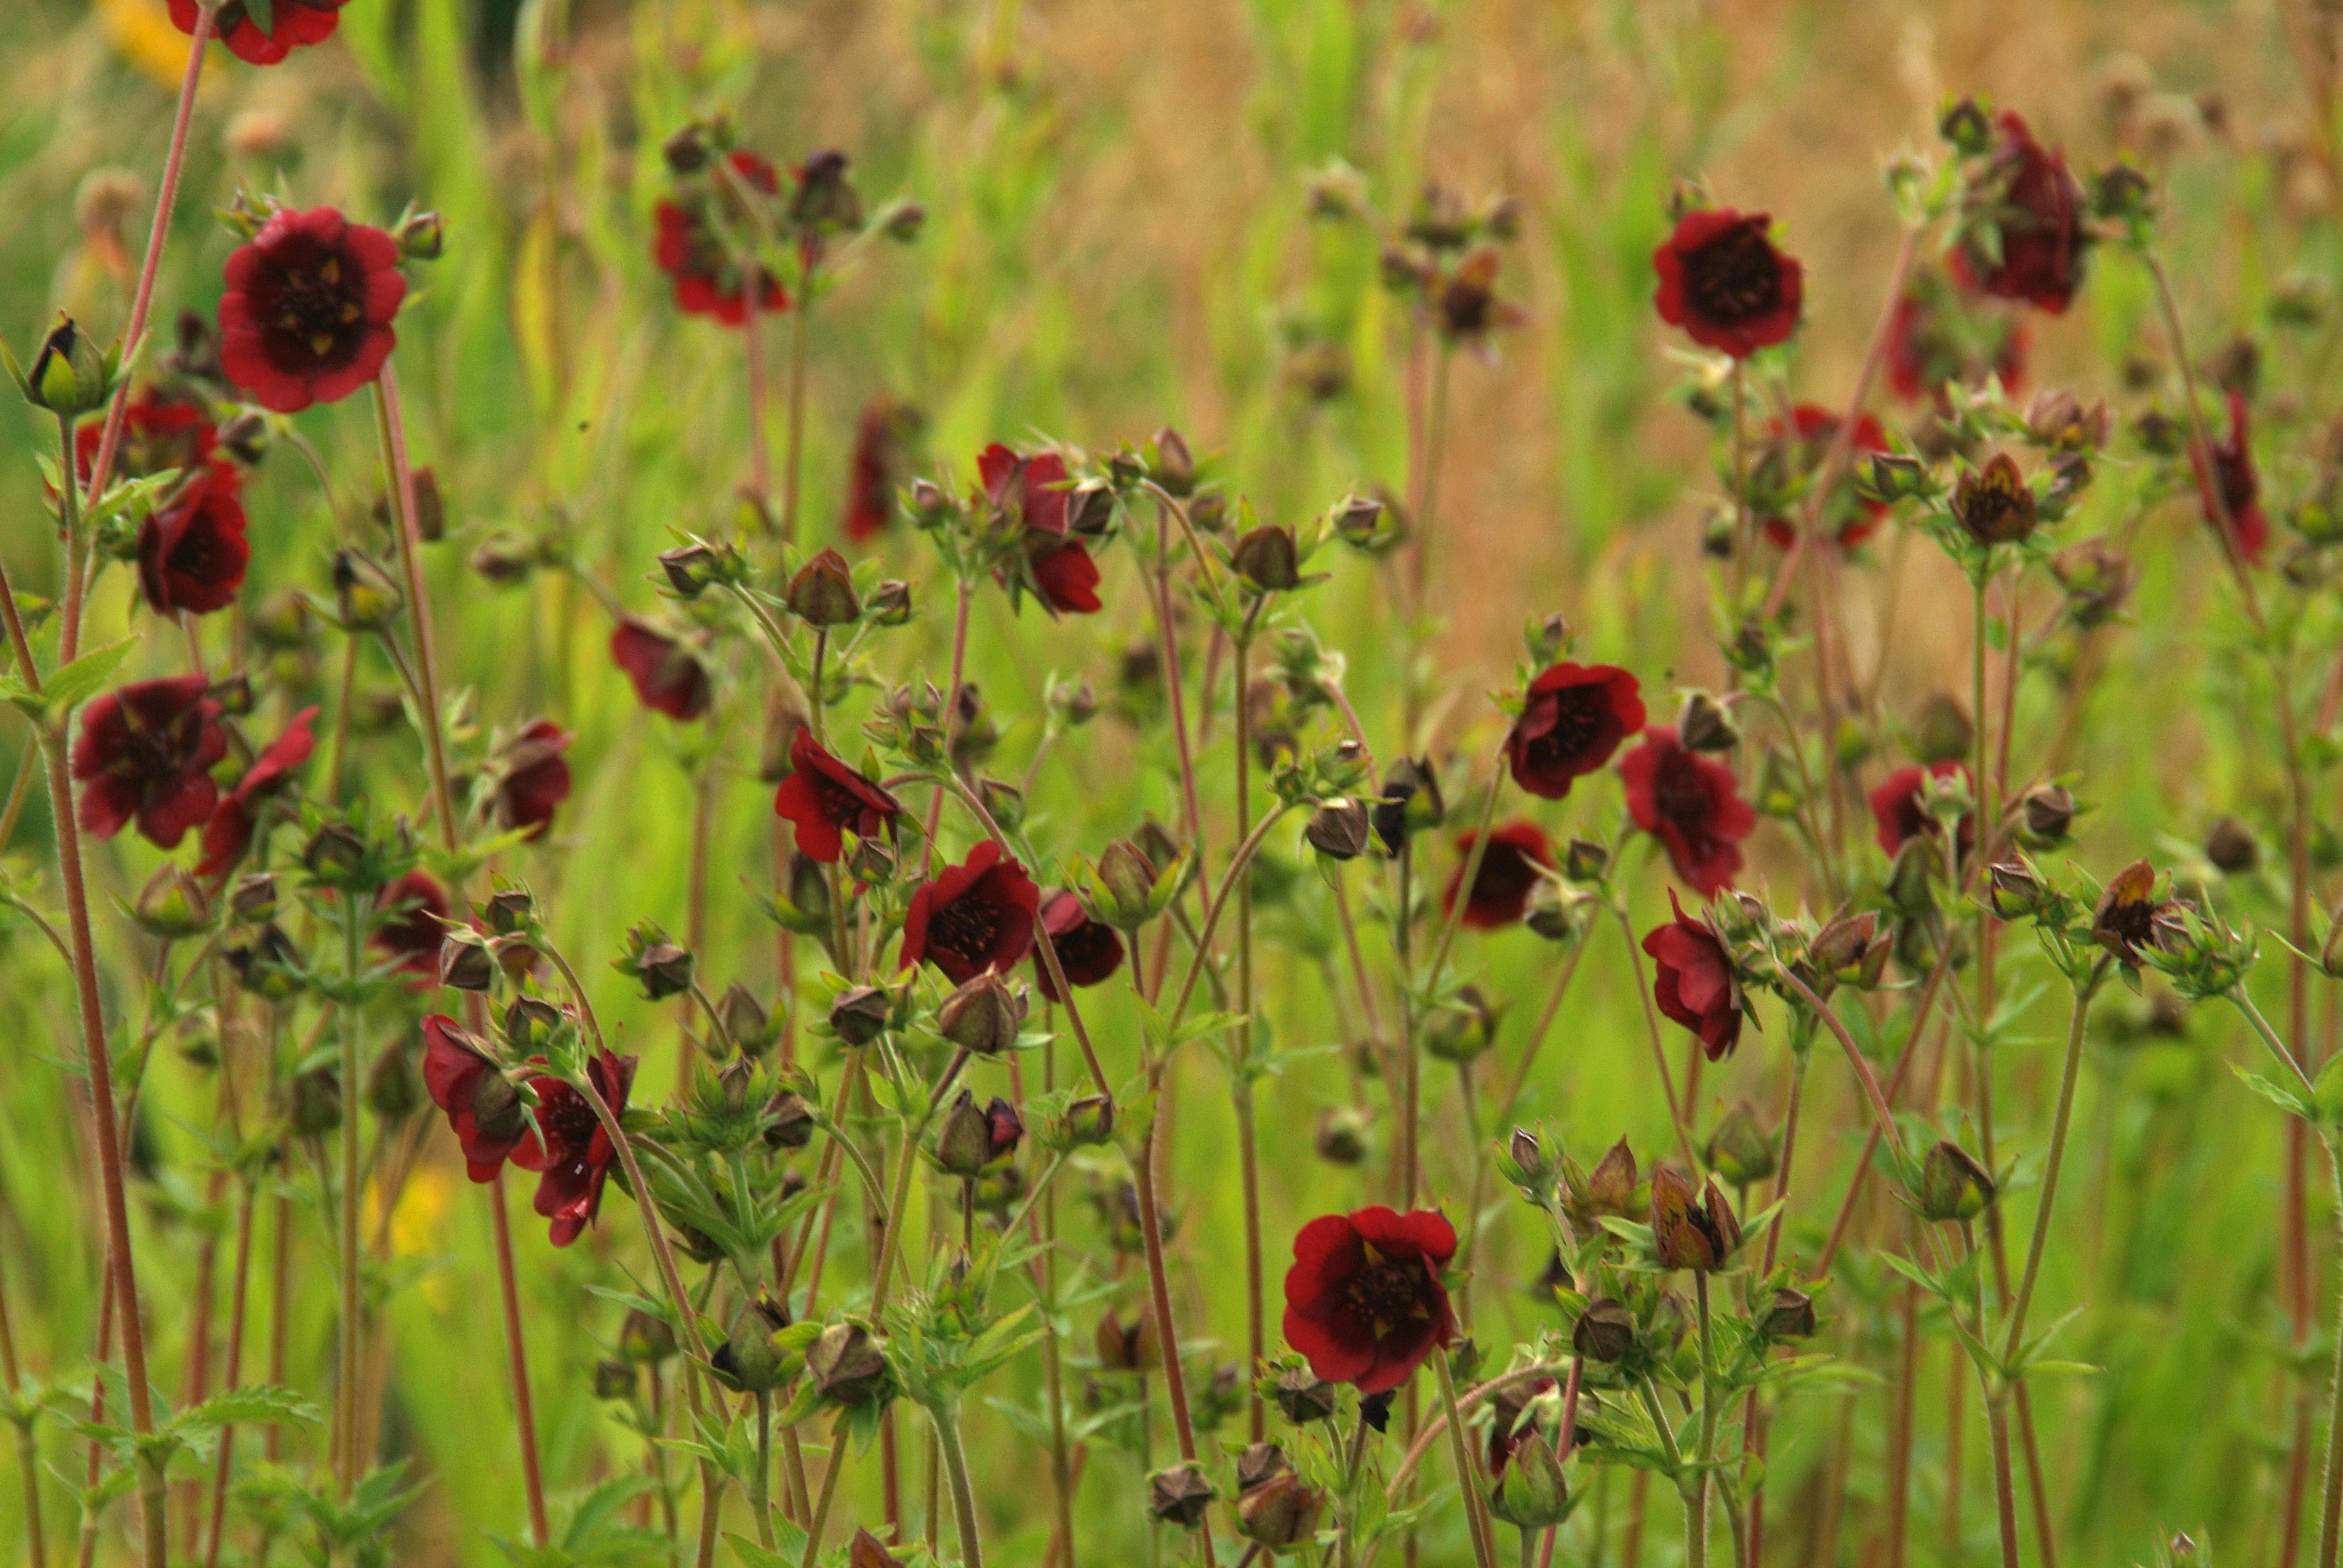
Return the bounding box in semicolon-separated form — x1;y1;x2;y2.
2228;1062;2315;1124
38;638;137;718
246;0;276;36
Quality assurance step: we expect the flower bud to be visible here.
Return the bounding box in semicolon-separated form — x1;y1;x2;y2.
1147;1463;1215;1527
301;823;373;888
396;209;446;262
2022;784;2077;845
1650;1163;1741;1272
1917;1140;1996;1222
1677;690;1740;754
661;123;710;173
710;1296;792;1394
1237;1469;1325;1550
1314;1107;1370;1166
619;927;695;1000
365;1043;421;1123
1094;1305;1157;1372
1572;1138;1641;1223
1304;797;1373;862
762;1090;815;1151
657;543;726;598
620;1308;678;1365
227;923;303;1000
229;873;279;925
1058;1093;1115;1147
1761;1287;1817;1340
2204;816;2258;874
786;548;861;627
1372;756;1445;851
829;984;892;1047
333;548;405;630
1705;1099;1776;1186
209;673;255;717
1272;1366;1337;1424
1488;1433;1570;1530
804;1321;892;1407
1232;525;1303;591
1332;494;1385;547
504;995;562;1054
1572;1298;1637;1363
1811;911;1890;990
287;1066;342;1137
132;864;212;938
935;1090;999;1178
714;982;773;1057
867;578;913;625
13;315;114;414
1939;96;1993;155
438;933;495;992
1093;838;1163;926
1507;1127;1553;1188
1425;987;1500;1063
936;971;1025;1055
1151;428;1196;496
1952;452;2038;547
593;1360;637;1401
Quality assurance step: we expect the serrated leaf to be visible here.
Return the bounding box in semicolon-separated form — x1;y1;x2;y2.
40;638;137;717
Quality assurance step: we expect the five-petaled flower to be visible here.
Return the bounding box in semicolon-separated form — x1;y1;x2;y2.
170;0;351;66
611;619;713;721
1621;726;1757;895
218;207;406;413
1034;889;1125;1002
198;706;320;878
1442;820;1556;930
1282;1206;1458;1396
421;1016;531;1182
2192;391;2270;567
1954;112;2088;314
138;469;249;617
901;841;1042;984
372;869;451;980
1868;761;1975;861
774;728;902;863
1757;406;1891;551
981;443;1102;615
1653;209;1803;359
1506;662;1643;799
72;676;228;849
513;1048;637;1246
493;720;574;842
75;389;231;490
1643;891;1747;1063
654;153;792;326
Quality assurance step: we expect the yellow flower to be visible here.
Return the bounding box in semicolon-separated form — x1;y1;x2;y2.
102;0;204;91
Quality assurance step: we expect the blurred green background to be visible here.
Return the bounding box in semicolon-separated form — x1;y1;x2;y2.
3;0;2342;1562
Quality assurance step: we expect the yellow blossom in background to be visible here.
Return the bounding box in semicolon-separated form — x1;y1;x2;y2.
101;0;204;89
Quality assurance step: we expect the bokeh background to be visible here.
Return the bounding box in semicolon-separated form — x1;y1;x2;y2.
3;0;2341;1562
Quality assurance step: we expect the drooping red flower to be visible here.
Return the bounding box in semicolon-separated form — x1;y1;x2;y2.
1757;406;1892;550
75;390;230;491
511;1048;637;1246
1282;1206;1458;1396
842;396;918;543
901;841;1042;984
1953;112;2088;314
1653;209;1804;359
1643;891;1747;1063
421;1015;531;1182
1034;890;1125;1002
611;619;712;721
217;207;406;413
2192;391;2270;566
170;0;350;66
494;720;573;842
1884;273;2028;402
1506;662;1644;799
654;153;792;326
1028;540;1104;614
979;443;1073;536
138;469;250;617
1868;761;1975;860
372;869;450;979
1442;820;1556;931
197;705;319;878
71;676;228;849
1620;726;1757;895
773;727;902;863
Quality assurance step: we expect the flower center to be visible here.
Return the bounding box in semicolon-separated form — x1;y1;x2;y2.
1682;224;1781;324
1523;688;1608;774
1472;842;1539;907
268;253;366;362
1652;751;1713;829
1343;1255;1430;1335
929;896;1006;967
538;1091;601;1157
1052;918;1117;977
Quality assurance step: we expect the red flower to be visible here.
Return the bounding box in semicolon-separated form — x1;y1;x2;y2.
2192;391;2270;566
1653;209;1803;359
1442;820;1556;930
1757;406;1891;550
773;727;902;863
511;1049;636;1246
979;443;1073;536
1868;761;1975;860
217;208;406;413
421;1016;530;1182
372;869;450;979
197;706;319;878
1620;727;1757;895
1953;113;2087;314
1028;540;1104;614
71;676;228;849
1281;1206;1458;1395
1643;891;1746;1063
611;619;712;721
1034;890;1125;1002
842;396;917;543
654;153;791;327
138;469;249;616
494;720;573;842
1506;662;1644;799
170;0;348;66
1884;274;2029;402
901;841;1042;984
75;390;229;489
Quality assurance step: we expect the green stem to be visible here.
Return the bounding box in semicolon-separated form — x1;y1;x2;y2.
1434;1349;1500;1568
1690;1274;1718;1568
1999;962;2109;1366
798;1413;852;1568
933;1400;986;1568
337;894;364;1498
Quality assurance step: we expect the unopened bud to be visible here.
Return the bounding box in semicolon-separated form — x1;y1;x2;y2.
786;548;860;627
1761;1287;1817;1340
1305;797;1373;862
133;864;211;938
1147;1463;1215;1527
1572;1298;1637;1363
1917;1140;1996;1222
1232;525;1303;591
936;972;1024;1055
1677;690;1740;754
